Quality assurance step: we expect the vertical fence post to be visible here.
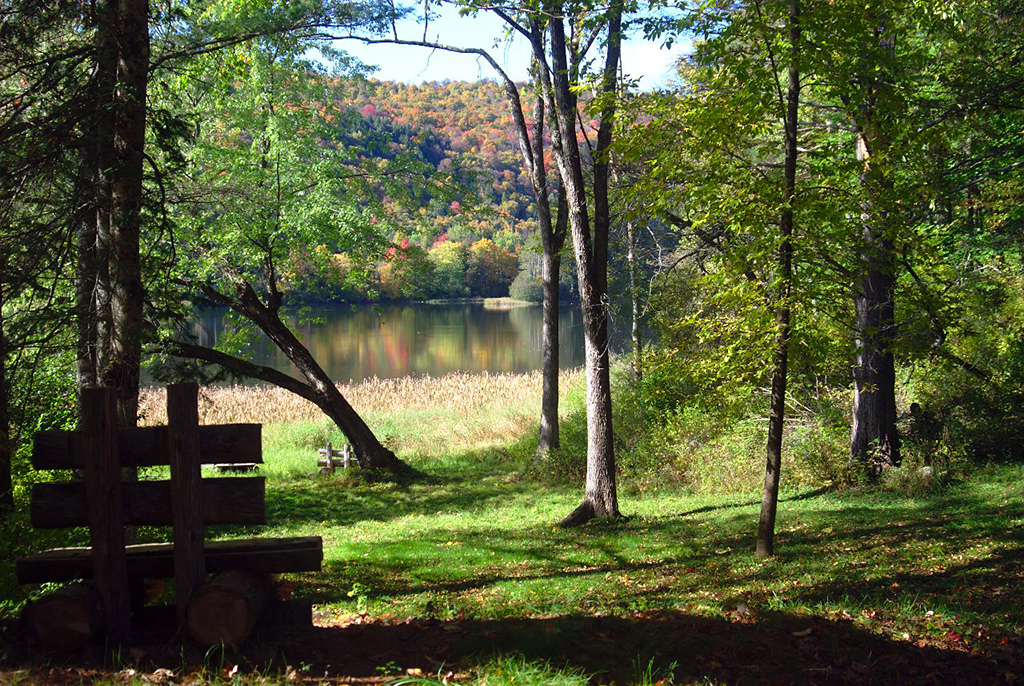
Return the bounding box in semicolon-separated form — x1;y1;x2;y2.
81;387;130;645
168;382;205;628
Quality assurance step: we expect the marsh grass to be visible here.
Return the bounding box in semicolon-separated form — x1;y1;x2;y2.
139;370;583;427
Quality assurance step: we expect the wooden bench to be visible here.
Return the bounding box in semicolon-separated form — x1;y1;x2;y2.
16;384;322;649
317;441;358;474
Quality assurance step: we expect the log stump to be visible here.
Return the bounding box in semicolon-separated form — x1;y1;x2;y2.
25;583;103;650
186;569;272;647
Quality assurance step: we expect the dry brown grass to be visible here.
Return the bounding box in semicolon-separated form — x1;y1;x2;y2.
138;369;583;427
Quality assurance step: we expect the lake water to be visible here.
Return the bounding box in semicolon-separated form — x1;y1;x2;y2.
193;301;625;382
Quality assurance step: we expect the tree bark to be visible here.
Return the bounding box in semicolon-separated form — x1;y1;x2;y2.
534;91;568;455
76;0;149;430
850;220;900;476
538;245;562;453
545;2;622;527
626;219;642;382
104;0;149;428
757;0;800;558
0;273;12;516
77;0;119;396
848;21;900;479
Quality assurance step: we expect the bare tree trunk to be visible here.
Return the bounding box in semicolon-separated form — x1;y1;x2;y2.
626;219;642;381
757;0;800;558
546;2;622;527
525;62;567;455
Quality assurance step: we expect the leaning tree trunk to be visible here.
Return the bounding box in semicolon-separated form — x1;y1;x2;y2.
242;295;406;472
756;0;800;559
176;282;408;474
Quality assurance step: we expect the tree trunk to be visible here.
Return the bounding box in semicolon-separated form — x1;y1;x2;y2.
547;3;622;527
538;247;561;453
254;305;405;473
849;21;900;479
77;0;119;395
525;66;567;456
850;227;900;477
0;274;12;516
626;219;642;382
757;0;800;559
103;0;149;428
172;283;409;475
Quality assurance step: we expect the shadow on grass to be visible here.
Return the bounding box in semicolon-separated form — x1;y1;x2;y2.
3;608;1014;685
254;441;543;532
674;486;835;519
296;479;1024;643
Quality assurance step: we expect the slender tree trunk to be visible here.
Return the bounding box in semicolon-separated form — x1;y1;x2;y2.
104;0;149;428
538;247;561;452
626;219;642;381
77;0;119;397
526;70;567;455
0;274;13;516
547;3;622;527
756;0;800;558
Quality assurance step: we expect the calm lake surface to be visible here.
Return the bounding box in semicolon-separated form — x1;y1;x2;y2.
194;301;627;383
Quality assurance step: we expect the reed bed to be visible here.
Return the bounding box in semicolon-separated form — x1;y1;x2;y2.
138;368;583;426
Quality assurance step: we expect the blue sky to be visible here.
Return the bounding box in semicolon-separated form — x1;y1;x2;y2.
333;5;685;90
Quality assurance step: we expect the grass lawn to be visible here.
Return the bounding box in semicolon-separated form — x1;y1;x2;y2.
1;372;1022;684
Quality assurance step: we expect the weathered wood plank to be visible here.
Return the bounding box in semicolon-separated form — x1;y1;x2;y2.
16;536;323;583
33;424;262;469
168;383;205;626
81;387;131;645
31;477;266;528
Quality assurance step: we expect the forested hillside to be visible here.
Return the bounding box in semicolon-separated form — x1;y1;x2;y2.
284;78;560;303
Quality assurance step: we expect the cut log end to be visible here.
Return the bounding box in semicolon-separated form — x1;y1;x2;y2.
186;569;272;648
26;583;103;651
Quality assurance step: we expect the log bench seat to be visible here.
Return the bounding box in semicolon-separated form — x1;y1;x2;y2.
18;384;324;649
16;536;323;584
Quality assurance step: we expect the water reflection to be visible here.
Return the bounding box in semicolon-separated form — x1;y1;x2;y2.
192;302;599;382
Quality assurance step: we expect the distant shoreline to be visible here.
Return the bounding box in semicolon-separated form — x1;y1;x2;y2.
420;296;535;308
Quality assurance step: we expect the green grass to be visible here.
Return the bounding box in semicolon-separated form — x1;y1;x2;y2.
260;457;1023;645
2;374;1023;683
